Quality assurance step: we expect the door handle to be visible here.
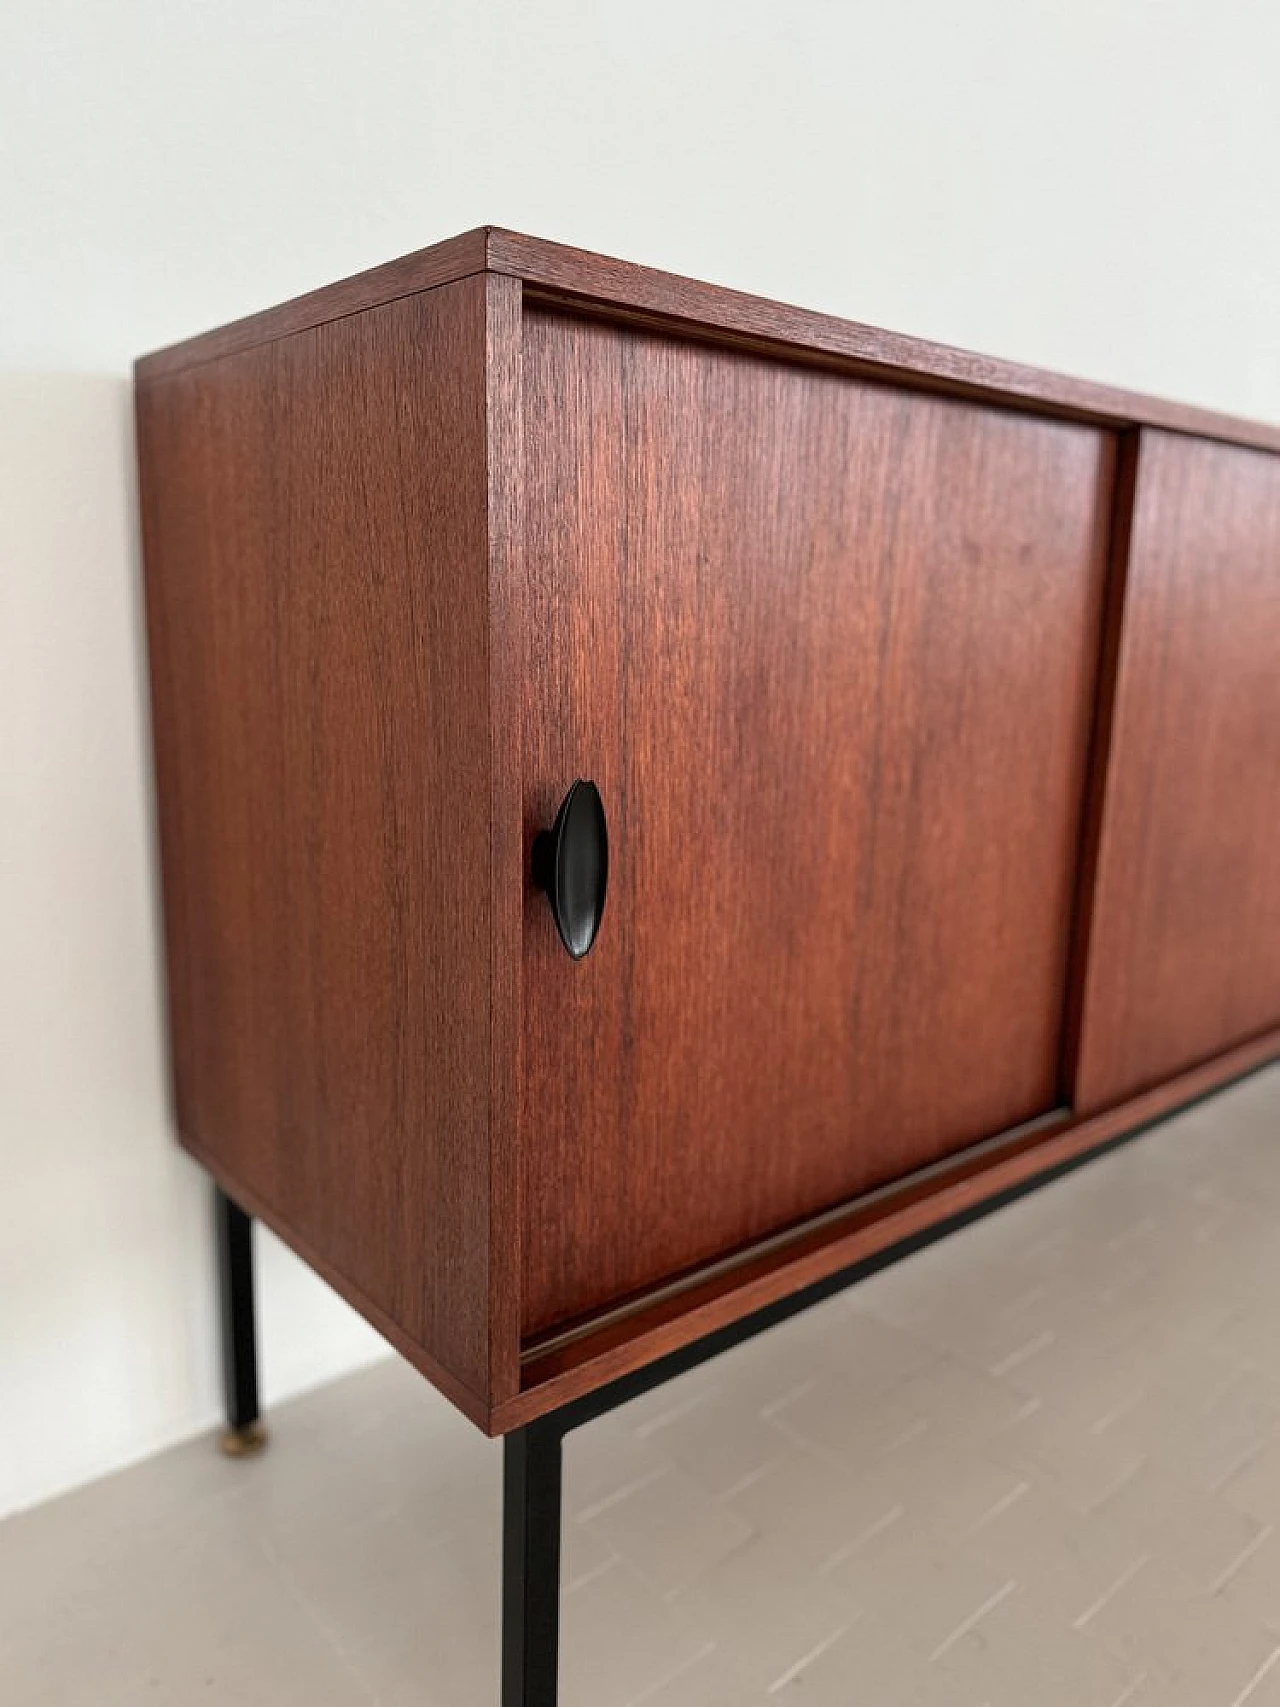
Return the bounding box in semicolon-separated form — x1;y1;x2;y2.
532;780;609;960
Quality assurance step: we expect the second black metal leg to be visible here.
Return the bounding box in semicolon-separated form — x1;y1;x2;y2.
214;1184;267;1455
502;1418;564;1707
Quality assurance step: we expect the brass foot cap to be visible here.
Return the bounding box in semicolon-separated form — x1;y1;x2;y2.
219;1422;269;1458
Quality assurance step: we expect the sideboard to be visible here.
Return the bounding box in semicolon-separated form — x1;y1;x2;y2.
136;228;1280;1704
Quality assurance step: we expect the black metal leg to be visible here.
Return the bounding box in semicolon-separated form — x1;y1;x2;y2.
502;1418;564;1707
214;1185;267;1456
195;1073;1221;1707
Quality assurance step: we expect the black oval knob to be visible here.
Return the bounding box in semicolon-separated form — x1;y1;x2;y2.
532;780;608;960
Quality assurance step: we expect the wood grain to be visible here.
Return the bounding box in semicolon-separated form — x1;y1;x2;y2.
138;275;504;1412
1075;431;1280;1109
502;1026;1280;1430
139;226;1280;456
495;242;1280;455
135;228;489;382
519;306;1115;1337
483;270;526;1408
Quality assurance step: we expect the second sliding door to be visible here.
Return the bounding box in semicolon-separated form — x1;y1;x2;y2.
520;307;1115;1339
1075;431;1280;1110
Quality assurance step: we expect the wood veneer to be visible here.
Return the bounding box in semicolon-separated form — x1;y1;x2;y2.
1074;432;1280;1109
138;228;1280;458
139;275;511;1416
505;1029;1280;1430
136;227;1280;1433
520;305;1113;1336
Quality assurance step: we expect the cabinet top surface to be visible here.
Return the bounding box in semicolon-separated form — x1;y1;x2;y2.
135;224;1280;454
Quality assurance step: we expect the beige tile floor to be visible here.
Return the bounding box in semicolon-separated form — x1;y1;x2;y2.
5;1064;1280;1705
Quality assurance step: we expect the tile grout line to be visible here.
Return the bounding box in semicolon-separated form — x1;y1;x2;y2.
818;1502;906;1575
767;1620;857;1694
1211;1523;1274;1595
929;1580;1017;1661
623;1640;719;1707
633;1386;722;1440
990;1330;1057;1377
576;1466;669;1524
1229;1643;1280;1707
965;1479;1031;1535
1073;1554;1150;1629
1108;1670;1149;1707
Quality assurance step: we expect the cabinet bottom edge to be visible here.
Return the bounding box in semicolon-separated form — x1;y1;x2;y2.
496;1028;1280;1433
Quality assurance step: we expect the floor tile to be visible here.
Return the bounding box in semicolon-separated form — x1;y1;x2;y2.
4;1064;1280;1706
578;1463;755;1599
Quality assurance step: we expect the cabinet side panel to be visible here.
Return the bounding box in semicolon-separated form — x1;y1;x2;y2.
138;280;494;1408
1076;431;1280;1109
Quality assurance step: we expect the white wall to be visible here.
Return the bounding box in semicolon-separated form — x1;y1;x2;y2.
2;0;1278;1520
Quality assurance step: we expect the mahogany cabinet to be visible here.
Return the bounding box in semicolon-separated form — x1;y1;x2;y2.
136;228;1280;1435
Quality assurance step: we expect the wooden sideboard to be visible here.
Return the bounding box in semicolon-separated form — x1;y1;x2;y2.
136;228;1280;1443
